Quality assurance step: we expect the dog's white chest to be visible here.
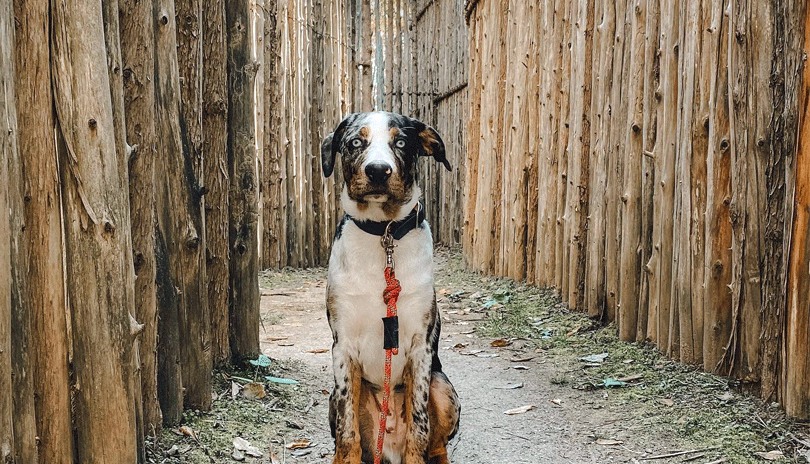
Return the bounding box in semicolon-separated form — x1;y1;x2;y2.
328;221;435;387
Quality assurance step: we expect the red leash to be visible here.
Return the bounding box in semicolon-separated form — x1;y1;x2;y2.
376;227;401;464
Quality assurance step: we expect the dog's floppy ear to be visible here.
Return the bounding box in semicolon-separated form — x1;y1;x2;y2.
411;118;451;171
321;113;359;178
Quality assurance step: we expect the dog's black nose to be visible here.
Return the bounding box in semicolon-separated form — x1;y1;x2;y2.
364;162;392;184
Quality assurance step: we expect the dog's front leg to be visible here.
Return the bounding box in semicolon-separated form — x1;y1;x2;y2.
330;348;363;464
403;347;432;463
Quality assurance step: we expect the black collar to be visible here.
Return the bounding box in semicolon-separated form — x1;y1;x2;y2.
348;203;425;240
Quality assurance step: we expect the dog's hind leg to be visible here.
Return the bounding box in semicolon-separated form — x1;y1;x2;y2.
426;371;460;464
330;356;363;463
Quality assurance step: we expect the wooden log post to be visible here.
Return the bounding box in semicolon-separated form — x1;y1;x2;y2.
51;0;139;459
0;0;17;457
174;0;212;411
783;0;810;419
14;0;74;459
154;0;211;412
120;0;162;433
227;0;261;361
203;0;231;366
5;1;38;462
702;0;732;373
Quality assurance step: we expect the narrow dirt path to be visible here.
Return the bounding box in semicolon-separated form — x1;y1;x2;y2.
258;256;687;463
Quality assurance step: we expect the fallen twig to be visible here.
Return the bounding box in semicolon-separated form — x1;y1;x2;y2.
640;447;720;461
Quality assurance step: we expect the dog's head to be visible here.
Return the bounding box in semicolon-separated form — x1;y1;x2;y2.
321;112;451;221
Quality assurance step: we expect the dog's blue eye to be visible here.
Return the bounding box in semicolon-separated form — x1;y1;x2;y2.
395;139;406;148
351;138;362;148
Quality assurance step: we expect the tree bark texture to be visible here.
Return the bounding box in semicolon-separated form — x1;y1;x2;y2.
51;0;138;460
14;0;74;460
155;0;211;412
203;0;231;367
227;0;260;361
174;0;212;411
0;1;17;458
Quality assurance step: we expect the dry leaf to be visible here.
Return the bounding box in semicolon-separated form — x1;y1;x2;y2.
267;336;287;341
245;446;263;458
269;452;281;464
504;405;535;415
494;383;524;390
453;343;469;349
242;382;266;400
285;438;312;450
717;391;734;401
307;348;329;354
438;288;451;295
623;359;634;364
319;389;330;395
657;398;674;407
595;439;623;445
461;349;483;356
617;373;643;382
512;365;529;370
277;341;294;346
490;338;512;347
232;449;245;461
233;437;251;451
476;353;499;358
460;329;476;334
550;398;562;405
754;450;783;461
178;426;197;440
231;381;241;400
510;355;535;363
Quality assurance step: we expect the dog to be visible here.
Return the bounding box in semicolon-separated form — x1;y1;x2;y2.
321;112;460;464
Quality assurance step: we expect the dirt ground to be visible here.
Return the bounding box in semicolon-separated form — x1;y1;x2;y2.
151;248;810;464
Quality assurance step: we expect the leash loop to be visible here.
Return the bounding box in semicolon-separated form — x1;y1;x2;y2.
375;224;401;464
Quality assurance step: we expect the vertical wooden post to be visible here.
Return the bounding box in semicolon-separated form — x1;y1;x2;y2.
14;0;74;459
0;0;17;458
51;0;138;459
702;0;732;373
203;0;231;366
174;0;212;411
782;0;810;419
227;0;260;361
120;0;163;432
618;0;646;341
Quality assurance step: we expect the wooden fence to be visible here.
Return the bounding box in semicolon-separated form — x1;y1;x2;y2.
463;0;810;418
260;0;467;269
1;0;262;461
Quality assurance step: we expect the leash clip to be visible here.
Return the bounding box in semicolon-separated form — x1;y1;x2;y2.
381;222;396;270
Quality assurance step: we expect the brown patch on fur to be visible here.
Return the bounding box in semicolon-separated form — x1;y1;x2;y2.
332;361;364;464
427;372;460;462
419;128;441;156
359;126;370;139
389;127;400;139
